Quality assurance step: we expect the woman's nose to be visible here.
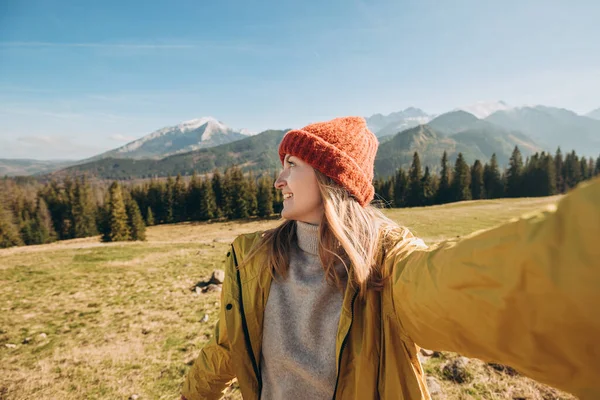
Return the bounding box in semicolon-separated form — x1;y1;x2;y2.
274;172;286;189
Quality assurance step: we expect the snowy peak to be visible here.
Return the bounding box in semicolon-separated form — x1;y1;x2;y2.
95;117;250;160
366;107;433;137
455;101;512;119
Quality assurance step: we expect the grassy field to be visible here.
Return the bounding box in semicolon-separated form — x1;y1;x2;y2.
0;195;576;400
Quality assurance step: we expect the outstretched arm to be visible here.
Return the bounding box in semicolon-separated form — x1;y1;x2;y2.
390;178;600;399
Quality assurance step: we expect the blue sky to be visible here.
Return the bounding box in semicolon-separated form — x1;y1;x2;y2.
1;0;599;160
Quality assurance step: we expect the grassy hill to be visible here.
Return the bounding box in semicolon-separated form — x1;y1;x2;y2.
0;196;576;399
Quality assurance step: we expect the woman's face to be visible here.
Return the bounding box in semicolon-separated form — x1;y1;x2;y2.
274;154;324;225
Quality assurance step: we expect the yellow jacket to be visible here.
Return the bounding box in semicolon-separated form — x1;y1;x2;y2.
182;177;600;400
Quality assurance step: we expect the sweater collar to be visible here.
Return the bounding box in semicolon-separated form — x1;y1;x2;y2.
295;220;319;255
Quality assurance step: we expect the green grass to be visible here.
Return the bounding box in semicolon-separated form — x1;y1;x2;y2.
0;195;574;400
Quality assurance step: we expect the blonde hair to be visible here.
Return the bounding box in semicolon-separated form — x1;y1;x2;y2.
237;169;414;295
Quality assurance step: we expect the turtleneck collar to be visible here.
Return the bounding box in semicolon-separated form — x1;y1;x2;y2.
295;220;319;255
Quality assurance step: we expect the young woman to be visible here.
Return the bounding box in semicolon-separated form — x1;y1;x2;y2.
182;117;600;400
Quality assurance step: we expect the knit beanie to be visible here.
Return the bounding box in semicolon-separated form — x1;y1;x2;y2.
278;116;379;207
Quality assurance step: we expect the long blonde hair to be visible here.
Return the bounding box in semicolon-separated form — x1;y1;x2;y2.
237;170;408;294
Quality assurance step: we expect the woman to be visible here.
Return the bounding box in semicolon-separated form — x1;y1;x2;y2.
182;117;600;400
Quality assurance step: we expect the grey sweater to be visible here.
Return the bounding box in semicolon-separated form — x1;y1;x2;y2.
260;221;347;400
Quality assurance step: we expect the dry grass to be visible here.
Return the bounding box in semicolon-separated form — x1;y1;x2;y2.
0;195;576;399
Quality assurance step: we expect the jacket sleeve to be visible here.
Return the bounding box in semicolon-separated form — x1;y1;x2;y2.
389;177;600;400
181;278;236;399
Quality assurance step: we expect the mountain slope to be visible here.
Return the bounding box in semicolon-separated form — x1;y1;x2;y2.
55;129;288;179
428;110;481;134
430;110;540;155
0;159;77;177
89;117;251;161
486;106;600;156
586;108;600;120
374;113;541;177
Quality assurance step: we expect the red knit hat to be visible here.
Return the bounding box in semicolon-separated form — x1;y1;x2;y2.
278;116;379;207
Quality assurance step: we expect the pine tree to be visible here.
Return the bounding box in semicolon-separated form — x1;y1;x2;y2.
554;148;566;193
393;168;409;208
39;180;72;240
60;176;76;239
595;154;600;177
102;182;130;242
173;174;187;222
483;154;504;199
146;206;155;226
0;203;23;248
406;152;423;207
211;169;226;218
470;160;485;200
580;157;589;181
187;172;203;221
32;197;57;244
17;199;36;245
245;171;259;217
541;153;557;196
72;177;98;238
225;166;249;219
564;151;582;190
437;151;453;204
505;146;524;197
126;197;146;241
164;176;175;223
199;177;217;221
147;179;166;224
257;175;274;217
421;166;435;206
522;153;539;197
451;153;471;201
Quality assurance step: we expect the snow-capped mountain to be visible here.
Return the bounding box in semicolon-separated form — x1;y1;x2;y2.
455;101;512;119
91;117;252;160
366;107;432;137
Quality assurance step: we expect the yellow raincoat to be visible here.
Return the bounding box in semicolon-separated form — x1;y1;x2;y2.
182;177;600;400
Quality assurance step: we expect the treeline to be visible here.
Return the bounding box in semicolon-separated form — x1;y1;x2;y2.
1;148;598;249
0;167;282;249
373;147;600;207
0;177;147;248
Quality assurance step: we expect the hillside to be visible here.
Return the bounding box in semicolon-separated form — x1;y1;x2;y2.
374;113;540;176
54;129;288;179
586;107;600;120
0;159;76;177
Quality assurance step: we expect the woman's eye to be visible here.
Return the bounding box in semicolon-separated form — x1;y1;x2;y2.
288;161;295;167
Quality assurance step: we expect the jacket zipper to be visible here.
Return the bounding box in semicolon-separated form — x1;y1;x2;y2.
331;289;359;400
231;245;263;397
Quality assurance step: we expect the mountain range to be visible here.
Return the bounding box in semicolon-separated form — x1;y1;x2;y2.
4;102;599;179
